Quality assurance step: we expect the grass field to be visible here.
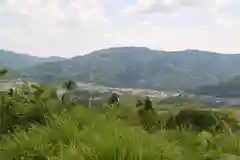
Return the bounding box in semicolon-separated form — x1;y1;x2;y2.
1;106;240;160
1;79;240;159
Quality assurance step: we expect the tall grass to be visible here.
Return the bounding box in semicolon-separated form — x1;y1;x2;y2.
1;106;240;160
1;80;240;159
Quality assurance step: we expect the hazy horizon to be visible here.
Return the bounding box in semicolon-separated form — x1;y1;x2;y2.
2;46;240;58
0;0;239;57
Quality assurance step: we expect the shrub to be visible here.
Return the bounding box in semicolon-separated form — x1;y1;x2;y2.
0;81;61;134
166;109;240;133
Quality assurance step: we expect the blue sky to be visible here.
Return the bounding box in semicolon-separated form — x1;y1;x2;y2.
0;0;239;57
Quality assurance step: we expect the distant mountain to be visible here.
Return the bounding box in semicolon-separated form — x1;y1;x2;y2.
0;50;65;69
40;56;66;63
17;47;240;90
193;74;240;97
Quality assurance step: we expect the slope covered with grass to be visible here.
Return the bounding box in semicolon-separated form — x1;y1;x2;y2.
1;106;240;160
1;74;240;159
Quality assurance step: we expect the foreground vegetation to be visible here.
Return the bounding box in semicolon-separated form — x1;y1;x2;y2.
1;69;240;159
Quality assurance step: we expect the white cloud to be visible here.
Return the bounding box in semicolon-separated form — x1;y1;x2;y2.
0;0;239;57
123;0;232;14
0;0;110;57
3;0;107;25
215;15;233;28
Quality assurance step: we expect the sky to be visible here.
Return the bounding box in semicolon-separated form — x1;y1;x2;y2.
0;0;239;57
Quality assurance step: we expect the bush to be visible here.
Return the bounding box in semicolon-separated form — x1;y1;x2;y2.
137;108;161;133
0;82;61;134
166;109;240;133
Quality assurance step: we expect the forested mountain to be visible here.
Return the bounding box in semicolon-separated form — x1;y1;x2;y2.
17;47;240;90
193;75;240;97
0;50;65;69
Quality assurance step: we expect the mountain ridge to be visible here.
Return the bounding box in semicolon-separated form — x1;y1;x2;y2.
13;46;240;90
0;49;65;69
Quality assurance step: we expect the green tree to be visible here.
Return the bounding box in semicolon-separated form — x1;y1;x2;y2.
62;80;77;92
8;88;14;97
0;68;8;76
136;99;143;108
144;96;153;111
88;71;95;109
108;93;119;107
61;80;77;104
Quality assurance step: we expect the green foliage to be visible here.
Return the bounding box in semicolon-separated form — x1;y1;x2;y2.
0;108;183;160
144;96;153;111
61;80;77;105
1;106;240;160
136;99;143;108
0;80;62;134
108;93;119;106
1;77;240;159
0;68;8;76
137;108;160;133
166;109;240;133
62;80;77;91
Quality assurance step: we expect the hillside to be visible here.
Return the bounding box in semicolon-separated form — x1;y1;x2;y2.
1;72;240;159
0;49;65;69
193;75;240;97
18;47;240;90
